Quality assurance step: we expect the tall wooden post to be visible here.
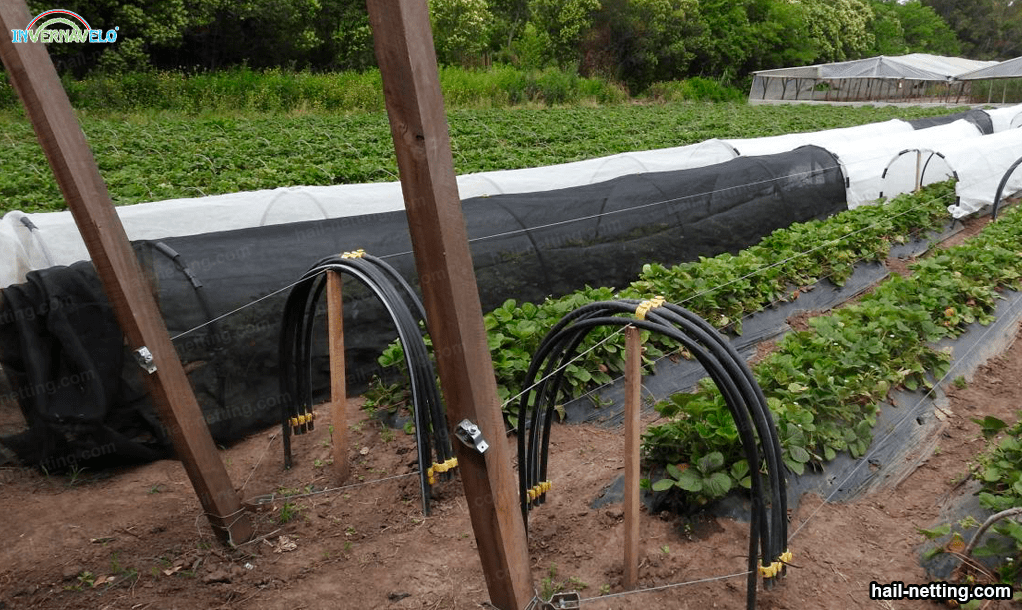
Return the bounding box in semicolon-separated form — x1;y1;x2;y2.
0;1;252;545
366;1;534;608
326;271;350;482
623;327;642;589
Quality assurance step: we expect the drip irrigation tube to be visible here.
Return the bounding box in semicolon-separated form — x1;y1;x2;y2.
278;251;453;515
516;299;788;610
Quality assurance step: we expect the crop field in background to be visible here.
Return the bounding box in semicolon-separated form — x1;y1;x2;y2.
0;103;958;215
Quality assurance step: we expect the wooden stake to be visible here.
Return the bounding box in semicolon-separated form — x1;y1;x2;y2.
0;0;252;545
624;326;642;590
366;1;533;607
326;271;350;483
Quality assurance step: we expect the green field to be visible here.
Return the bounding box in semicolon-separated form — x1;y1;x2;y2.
1;103;959;215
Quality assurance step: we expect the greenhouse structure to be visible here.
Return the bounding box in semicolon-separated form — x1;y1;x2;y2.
749;54;998;104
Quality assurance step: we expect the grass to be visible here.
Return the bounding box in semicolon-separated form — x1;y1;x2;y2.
0;103;957;215
0;65;628;114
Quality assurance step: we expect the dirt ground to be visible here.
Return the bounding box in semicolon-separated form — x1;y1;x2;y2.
1;323;1021;609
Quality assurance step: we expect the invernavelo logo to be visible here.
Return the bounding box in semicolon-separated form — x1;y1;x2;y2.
10;9;118;44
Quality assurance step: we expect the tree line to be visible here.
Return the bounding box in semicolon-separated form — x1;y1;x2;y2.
26;0;1022;94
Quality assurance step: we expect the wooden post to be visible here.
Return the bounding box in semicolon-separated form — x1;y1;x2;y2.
623;326;642;590
0;0;252;546
365;1;534;608
326;271;350;483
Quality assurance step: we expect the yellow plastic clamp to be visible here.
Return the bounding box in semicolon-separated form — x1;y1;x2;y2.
341;248;366;259
635;296;666;321
779;549;793;564
527;480;552;501
758;561;783;579
427;457;459;485
289;411;316;428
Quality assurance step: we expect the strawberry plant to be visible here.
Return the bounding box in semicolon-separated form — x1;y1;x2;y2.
646;193;1022;507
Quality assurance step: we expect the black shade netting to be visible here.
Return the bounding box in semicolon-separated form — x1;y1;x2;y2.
0;144;846;466
908;109;992;134
0;261;168;471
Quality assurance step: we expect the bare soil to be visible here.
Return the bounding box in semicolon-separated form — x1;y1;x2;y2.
1;325;1021;610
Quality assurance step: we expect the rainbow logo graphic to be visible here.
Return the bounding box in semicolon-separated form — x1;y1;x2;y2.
10;9;118;44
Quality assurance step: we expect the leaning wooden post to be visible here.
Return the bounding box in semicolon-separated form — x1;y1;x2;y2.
0;0;252;545
623;326;642;590
366;1;534;608
326;271;350;483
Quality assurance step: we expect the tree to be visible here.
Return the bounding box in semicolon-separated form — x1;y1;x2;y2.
25;0;190;74
894;1;960;56
527;0;600;67
690;0;754;78
429;0;493;66
742;0;817;72
922;0;1006;58
793;0;876;63
868;1;909;56
584;0;700;92
488;0;530;56
181;0;323;70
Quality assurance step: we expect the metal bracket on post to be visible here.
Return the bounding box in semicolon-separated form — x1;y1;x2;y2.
133;346;157;374
455;419;489;454
526;592;581;609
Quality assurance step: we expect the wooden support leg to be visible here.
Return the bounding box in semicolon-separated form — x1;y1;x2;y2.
366;1;534;607
0;0;252;546
326;271;350;483
624;326;642;590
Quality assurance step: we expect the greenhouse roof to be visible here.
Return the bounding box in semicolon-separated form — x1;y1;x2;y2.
956;56;1022;80
754;54;998;81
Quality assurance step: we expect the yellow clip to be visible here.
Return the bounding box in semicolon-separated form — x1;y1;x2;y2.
635;296;666;321
341;248;366;259
758;561;783;579
289;411;317;428
427;457;459;485
779;549;792;564
527;480;552;501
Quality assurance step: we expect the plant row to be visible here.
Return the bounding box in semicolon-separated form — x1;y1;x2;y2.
647;190;1022;506
372;182;953;427
919;413;1022;592
969;414;1022;587
0;103;955;215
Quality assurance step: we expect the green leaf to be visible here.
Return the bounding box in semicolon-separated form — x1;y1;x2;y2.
917;524;950;540
783;457;805;475
786;445;811;464
983;467;1002;483
697;451;725;474
651;478;675;492
703;472;732;498
921;546;944;561
665;463;683;480
675;469;703;493
972;416;1008;439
